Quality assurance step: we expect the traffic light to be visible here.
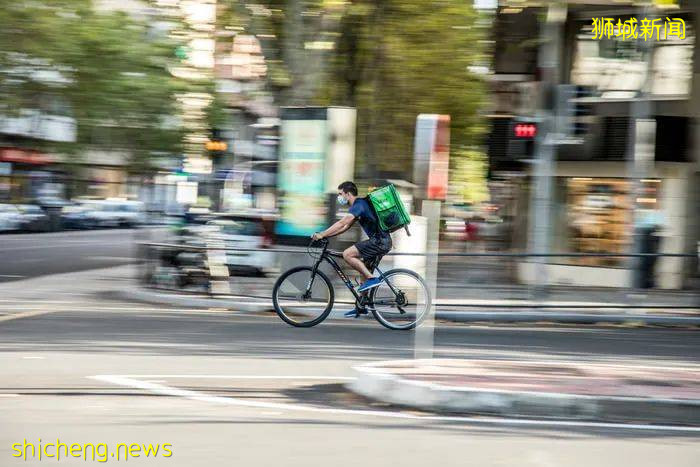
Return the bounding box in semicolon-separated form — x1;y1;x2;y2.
205;141;227;152
508;119;538;159
513;123;537;139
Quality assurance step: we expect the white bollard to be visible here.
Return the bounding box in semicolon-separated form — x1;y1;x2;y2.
414;200;440;360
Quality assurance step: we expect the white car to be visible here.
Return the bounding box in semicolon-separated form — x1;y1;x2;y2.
182;214;275;276
210;217;275;276
89;200;146;228
0;204;22;232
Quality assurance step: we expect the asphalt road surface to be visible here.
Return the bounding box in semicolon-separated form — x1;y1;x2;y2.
0;268;698;466
0;229;160;283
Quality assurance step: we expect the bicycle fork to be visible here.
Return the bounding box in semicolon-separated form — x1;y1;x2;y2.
303;260;322;299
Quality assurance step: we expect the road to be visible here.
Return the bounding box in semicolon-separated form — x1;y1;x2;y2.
0;267;698;466
0;229;159;283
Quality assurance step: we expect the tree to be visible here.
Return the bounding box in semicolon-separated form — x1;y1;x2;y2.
215;0;490;181
217;0;347;106
0;0;217;172
322;0;490;180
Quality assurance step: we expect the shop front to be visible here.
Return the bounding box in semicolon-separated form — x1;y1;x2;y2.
0;147;59;202
518;161;697;290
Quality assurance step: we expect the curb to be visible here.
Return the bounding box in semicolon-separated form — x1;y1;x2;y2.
347;360;700;425
110;287;700;326
109;288;272;313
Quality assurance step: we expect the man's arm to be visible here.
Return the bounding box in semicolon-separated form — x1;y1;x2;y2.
313;214;355;239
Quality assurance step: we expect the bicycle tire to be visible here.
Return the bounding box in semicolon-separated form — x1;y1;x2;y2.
272;266;335;328
368;268;431;331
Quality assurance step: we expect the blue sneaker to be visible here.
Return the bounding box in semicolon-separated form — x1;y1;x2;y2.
357;277;382;293
343;307;368;318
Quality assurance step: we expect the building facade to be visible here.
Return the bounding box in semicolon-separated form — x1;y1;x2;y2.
487;0;699;289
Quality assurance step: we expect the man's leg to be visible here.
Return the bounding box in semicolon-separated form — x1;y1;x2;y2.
342;246;373;280
341;246;372;318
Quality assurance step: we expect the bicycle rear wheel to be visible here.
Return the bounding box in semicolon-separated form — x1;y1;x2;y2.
272;266;334;327
368;268;431;330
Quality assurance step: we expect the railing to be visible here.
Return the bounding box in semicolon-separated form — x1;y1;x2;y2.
137;241;700;311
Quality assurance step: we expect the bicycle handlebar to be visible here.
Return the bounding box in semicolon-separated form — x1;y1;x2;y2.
307;237;329;258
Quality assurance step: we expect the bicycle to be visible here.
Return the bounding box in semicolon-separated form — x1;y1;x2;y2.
272;238;431;330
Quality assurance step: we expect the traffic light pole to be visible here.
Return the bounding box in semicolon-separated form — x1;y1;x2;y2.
529;3;566;300
626;3;656;290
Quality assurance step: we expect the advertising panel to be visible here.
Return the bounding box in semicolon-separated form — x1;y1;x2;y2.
276;114;327;236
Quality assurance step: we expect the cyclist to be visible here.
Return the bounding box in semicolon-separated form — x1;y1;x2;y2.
312;181;392;317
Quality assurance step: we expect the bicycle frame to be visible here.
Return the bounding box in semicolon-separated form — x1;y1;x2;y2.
306;240;402;304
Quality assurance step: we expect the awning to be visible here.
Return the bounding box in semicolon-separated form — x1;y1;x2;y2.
0;147;53;165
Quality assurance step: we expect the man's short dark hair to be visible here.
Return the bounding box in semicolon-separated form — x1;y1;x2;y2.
338;181;358;196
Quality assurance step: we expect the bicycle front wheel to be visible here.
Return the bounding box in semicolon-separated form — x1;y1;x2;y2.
272;266;334;327
368;269;431;330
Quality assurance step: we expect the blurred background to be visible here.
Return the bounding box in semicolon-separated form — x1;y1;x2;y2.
1;0;697;303
1;2;699;466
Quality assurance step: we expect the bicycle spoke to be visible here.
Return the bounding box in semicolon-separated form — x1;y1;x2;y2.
273;267;333;327
369;270;430;330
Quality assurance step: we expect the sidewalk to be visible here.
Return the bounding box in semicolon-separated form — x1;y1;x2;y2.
348;358;700;425
144;252;700;309
143;244;700;309
116;283;700;326
131;257;700;325
1;264;696;326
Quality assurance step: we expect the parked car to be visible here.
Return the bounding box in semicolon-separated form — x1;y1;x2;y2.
179;212;276;276
88;200;146;228
0;203;22;232
61;202;100;230
16;204;50;232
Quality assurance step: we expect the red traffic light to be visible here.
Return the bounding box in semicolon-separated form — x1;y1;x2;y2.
514;123;537;138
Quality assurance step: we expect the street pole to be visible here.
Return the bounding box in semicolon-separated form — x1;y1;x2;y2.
626;2;655;291
529;3;566;300
414;199;440;361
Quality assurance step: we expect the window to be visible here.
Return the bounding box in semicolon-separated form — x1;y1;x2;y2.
552;177;662;267
570;15;694;98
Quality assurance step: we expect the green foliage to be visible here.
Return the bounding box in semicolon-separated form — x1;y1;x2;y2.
451;148;490;205
218;0;489;181
324;0;489;178
0;1;218;171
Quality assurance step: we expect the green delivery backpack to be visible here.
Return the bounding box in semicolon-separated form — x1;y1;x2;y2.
367;184;411;236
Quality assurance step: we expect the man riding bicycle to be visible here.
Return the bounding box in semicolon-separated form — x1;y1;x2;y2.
312;181;392;317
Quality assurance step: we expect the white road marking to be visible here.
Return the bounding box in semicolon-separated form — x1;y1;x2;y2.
0;274;24;278
22;356;45;360
0;394;20;398
91;374;700;433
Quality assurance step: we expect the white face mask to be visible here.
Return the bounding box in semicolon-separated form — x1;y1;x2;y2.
337;194;349;206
